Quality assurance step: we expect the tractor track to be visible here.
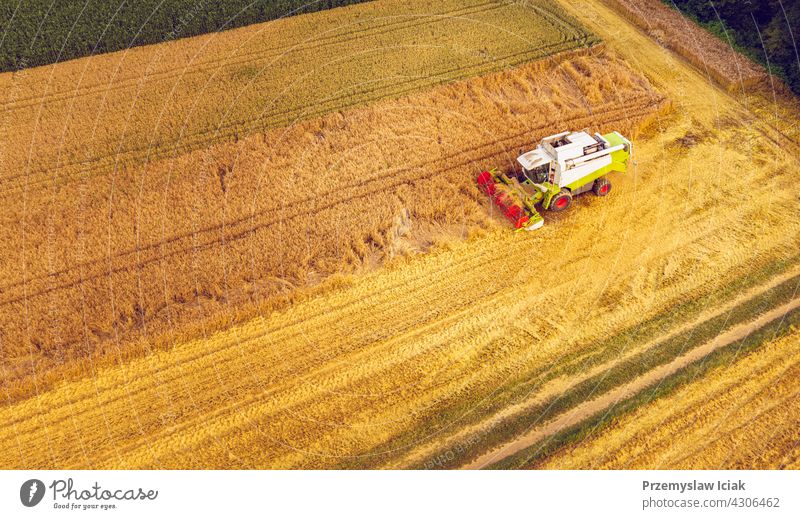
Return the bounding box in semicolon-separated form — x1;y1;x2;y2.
538;327;800;470
0;38;594;196
388;264;800;469
463;296;800;469
0;95;662;304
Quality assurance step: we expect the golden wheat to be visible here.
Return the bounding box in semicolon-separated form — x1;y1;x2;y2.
0;46;665;401
0;0;593;190
1;83;797;468
0;0;798;470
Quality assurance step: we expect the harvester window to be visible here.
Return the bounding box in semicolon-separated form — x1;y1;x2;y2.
524;164;549;184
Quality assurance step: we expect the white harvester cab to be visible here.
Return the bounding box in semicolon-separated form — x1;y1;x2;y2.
516;130;631;193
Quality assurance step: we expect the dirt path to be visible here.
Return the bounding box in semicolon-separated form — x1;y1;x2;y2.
538;327;800;470
393;264;800;468
464;296;800;469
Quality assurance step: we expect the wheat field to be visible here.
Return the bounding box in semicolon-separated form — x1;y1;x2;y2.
0;0;603;399
0;0;594;193
1;69;796;467
0;0;798;470
0;46;666;401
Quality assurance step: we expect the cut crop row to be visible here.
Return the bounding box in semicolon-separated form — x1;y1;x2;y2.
0;0;595;194
0;47;665;403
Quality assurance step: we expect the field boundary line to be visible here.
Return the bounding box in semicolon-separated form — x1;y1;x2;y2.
393;264;800;468
462;295;800;469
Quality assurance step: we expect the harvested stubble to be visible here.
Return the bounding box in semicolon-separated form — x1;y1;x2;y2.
605;0;767;92
539;326;800;469
0;0;595;195
382;261;800;469
2;0;797;472
0;46;667;401
1;118;798;468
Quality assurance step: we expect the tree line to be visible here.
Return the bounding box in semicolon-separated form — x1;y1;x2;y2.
669;0;799;93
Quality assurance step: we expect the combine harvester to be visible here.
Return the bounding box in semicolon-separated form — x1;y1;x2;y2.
477;130;632;230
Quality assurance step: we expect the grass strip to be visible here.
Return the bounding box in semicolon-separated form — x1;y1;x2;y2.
492;301;800;469
403;259;800;469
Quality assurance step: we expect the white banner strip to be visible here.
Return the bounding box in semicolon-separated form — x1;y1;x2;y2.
2;470;797;518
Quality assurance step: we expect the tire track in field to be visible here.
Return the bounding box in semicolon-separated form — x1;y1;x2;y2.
0;2;506;111
0;97;662;302
152;264;800;470
0;37;594;195
463;296;800;469
578;339;800;469
536;328;800;469
390;263;800;468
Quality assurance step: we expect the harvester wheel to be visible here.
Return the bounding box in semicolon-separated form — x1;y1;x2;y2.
549;189;572;212
593;178;611;196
